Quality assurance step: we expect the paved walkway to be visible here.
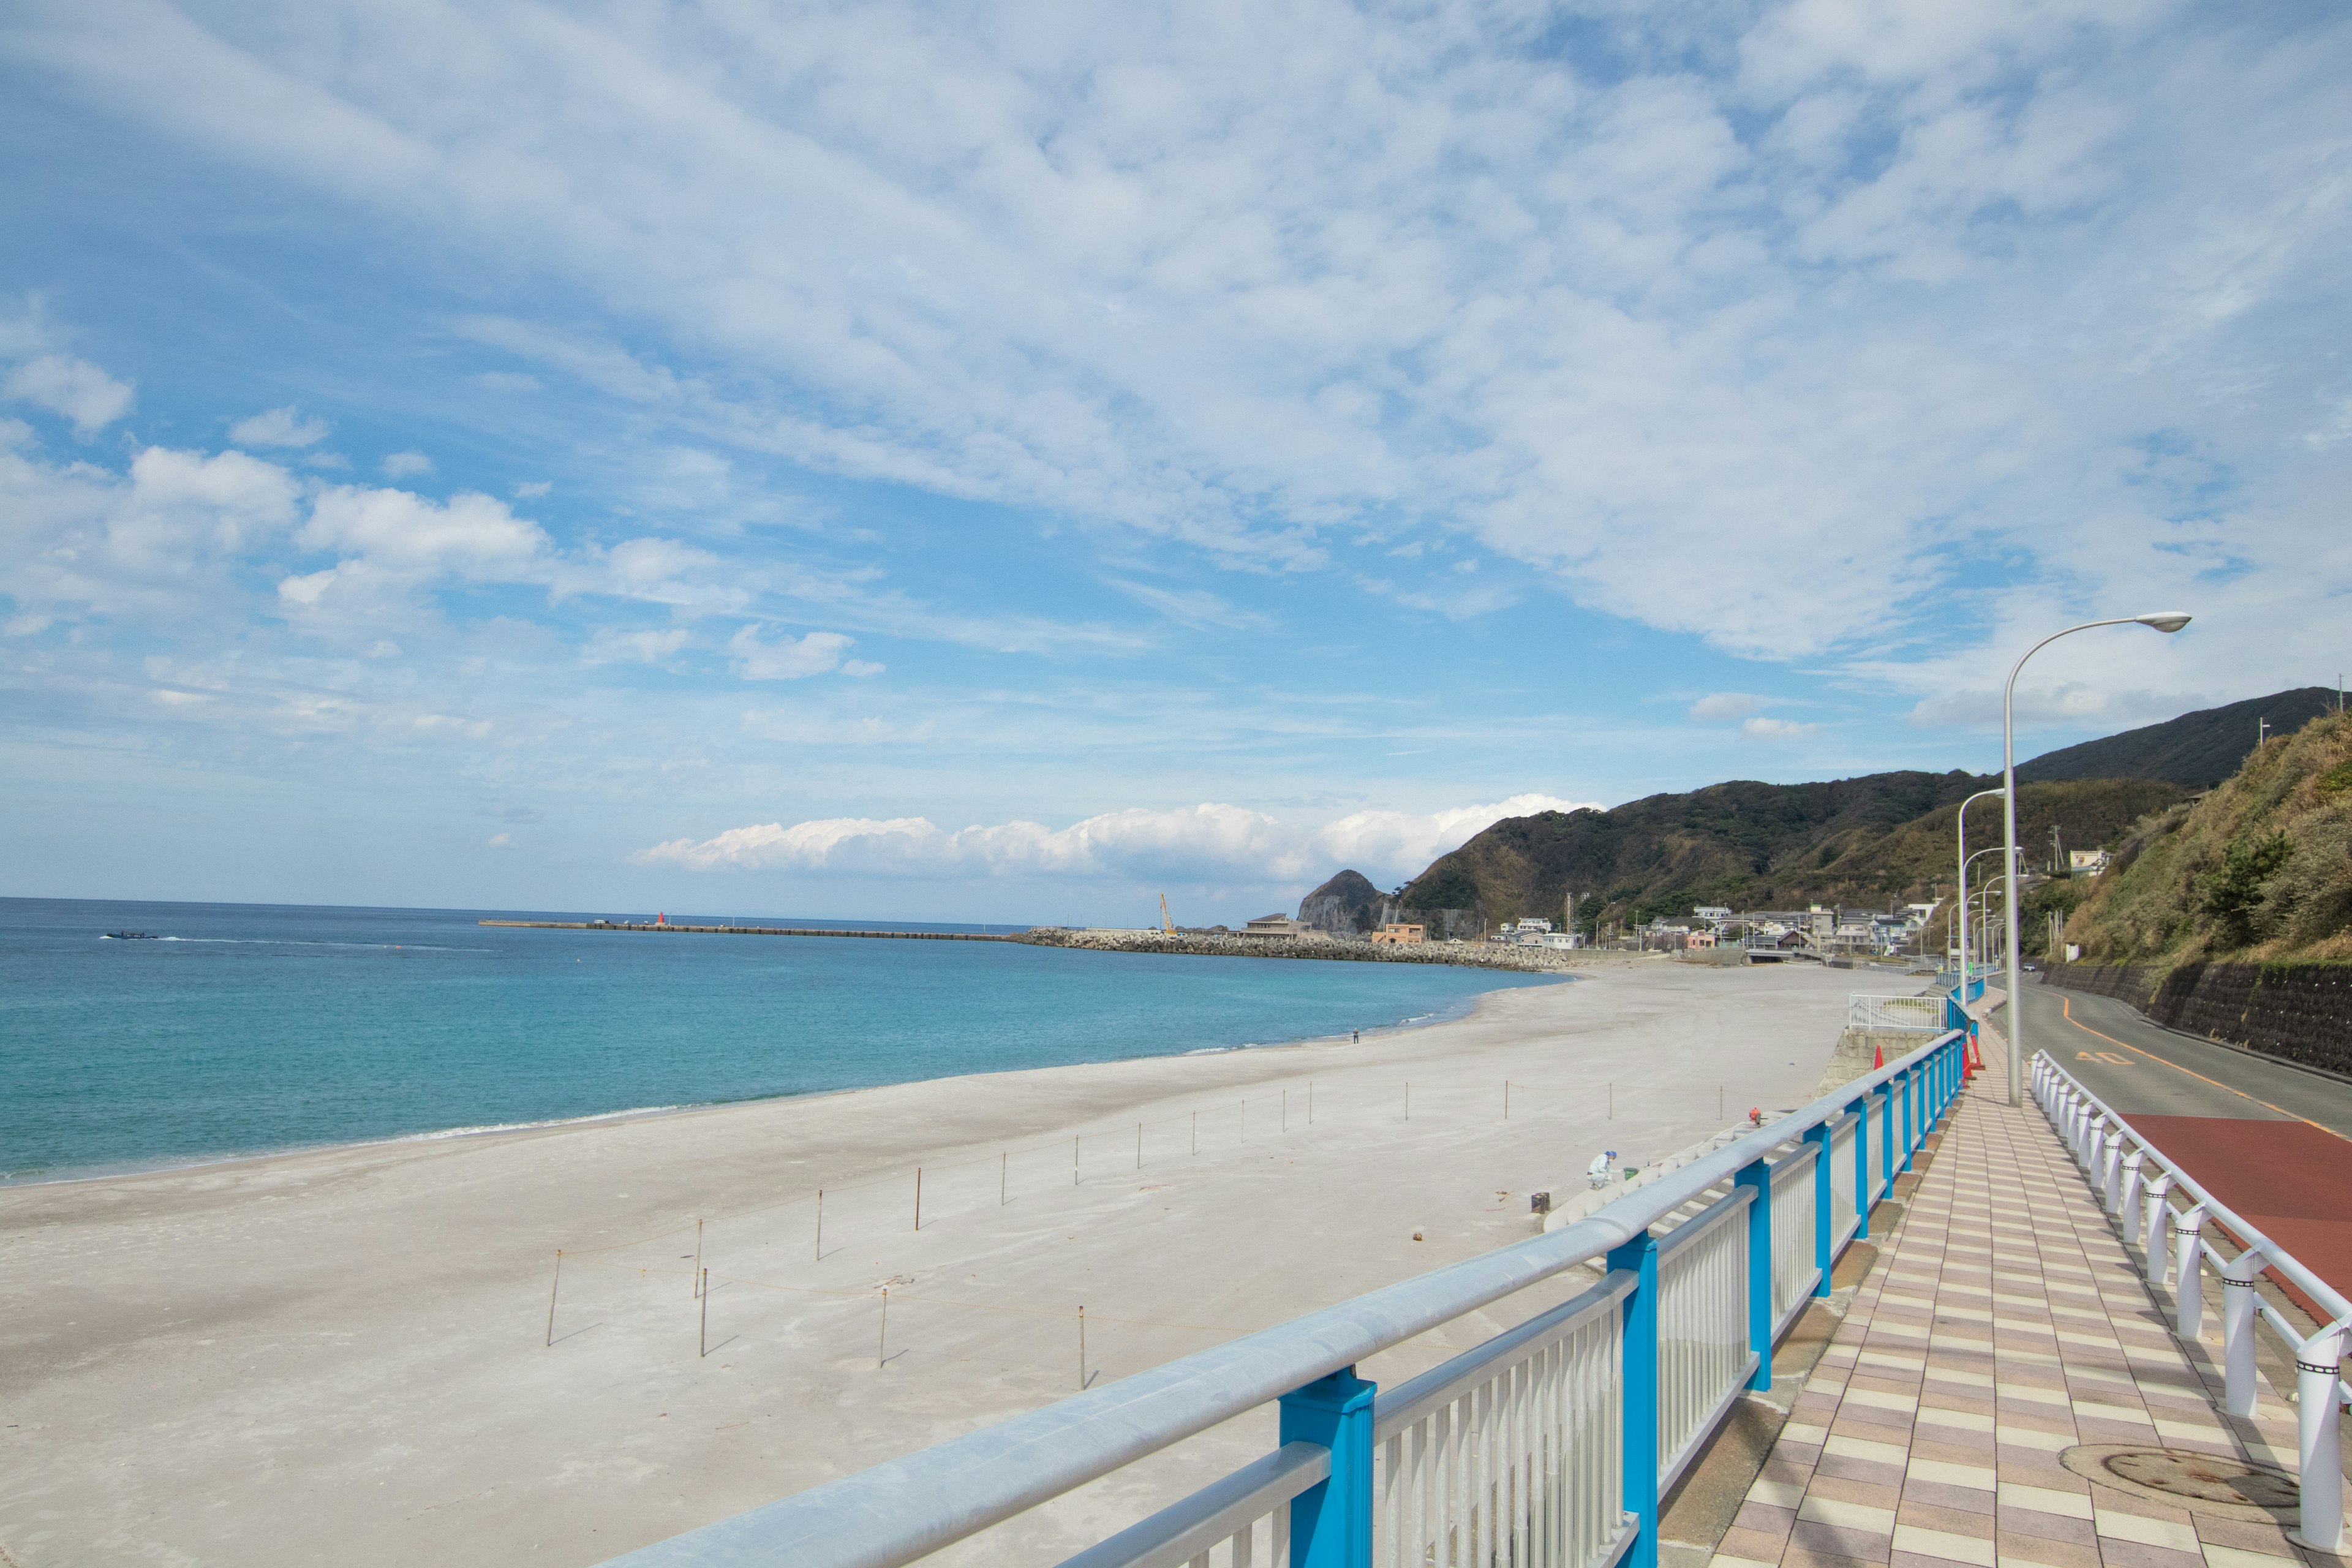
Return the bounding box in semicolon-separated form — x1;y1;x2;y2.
1708;1080;2331;1568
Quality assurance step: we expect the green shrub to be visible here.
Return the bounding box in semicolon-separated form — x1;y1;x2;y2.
2202;830;2293;948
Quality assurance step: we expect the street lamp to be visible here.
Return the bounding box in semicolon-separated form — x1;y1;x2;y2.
1953;787;2007;998
2003;613;2192;1102
1961;842;2015;989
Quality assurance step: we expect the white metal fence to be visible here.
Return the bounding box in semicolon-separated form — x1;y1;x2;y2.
1769;1149;1820;1337
1654;1194;1756;1488
1373;1272;1632;1568
1845;993;1943;1033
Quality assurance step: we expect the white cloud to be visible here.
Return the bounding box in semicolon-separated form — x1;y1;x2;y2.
298;485;546;575
640;791;1596;888
380;450;433;477
28;0;2344;668
726;624;879;680
4;355;134;435
1743;716;1821;739
0;443;300;622
230;405;331;448
1313;794;1596;885
584;627;691;666
1689;693;1763;723
513;480;551;498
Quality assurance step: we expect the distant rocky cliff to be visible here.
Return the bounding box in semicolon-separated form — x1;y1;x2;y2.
1297;869;1390;933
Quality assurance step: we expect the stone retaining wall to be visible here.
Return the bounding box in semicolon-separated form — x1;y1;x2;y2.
2041;960;2352;1076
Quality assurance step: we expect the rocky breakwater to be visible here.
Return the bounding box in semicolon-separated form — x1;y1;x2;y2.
1017;927;1581;973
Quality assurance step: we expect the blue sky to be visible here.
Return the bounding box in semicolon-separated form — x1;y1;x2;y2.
2;0;2347;924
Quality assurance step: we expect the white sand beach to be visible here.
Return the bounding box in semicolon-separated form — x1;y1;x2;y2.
0;956;1872;1567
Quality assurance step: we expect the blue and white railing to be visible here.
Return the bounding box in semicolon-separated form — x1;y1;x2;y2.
603;1030;1968;1568
2033;1052;2351;1551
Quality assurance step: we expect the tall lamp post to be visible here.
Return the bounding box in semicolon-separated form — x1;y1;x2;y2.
2003;613;2192;1102
1961;842;2014;993
1953;788;2007;998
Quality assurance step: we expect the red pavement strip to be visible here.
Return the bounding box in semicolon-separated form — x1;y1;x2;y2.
2127;1113;2352;1310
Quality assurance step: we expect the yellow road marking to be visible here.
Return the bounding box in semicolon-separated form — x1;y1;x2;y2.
2056;995;2351;1144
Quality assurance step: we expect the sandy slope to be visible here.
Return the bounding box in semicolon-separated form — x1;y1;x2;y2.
0;955;1863;1567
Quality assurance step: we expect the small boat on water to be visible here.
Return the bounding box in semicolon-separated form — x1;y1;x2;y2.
102;930;159;940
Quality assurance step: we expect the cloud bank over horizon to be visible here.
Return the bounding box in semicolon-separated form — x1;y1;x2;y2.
1;0;2346;915
638;793;1593;894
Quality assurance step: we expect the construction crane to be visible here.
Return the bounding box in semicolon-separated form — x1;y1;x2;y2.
1159;894;1176;934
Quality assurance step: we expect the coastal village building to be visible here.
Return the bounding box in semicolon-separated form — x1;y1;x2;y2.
1368;922;1425;944
1242;914;1310;938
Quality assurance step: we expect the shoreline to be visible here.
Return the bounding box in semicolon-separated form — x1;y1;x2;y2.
0;957;1852;1568
1;963;1581;1193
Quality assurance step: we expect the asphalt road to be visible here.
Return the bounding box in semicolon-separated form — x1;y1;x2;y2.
2016;975;2352;1303
2019;977;2352;1137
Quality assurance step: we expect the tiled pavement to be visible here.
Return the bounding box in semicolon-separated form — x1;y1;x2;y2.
1707;1082;2336;1568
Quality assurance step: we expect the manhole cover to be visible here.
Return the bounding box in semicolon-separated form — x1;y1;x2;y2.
2060;1444;2297;1519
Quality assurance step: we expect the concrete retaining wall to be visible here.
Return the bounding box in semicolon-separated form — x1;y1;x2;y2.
2042;960;2352;1076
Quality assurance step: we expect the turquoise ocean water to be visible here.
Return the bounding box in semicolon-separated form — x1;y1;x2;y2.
0;899;1557;1183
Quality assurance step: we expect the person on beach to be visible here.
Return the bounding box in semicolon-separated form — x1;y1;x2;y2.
1351;1029;1359;1044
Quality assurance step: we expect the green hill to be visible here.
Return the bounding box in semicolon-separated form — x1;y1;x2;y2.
2062;710;2352;965
1394;772;2182;934
2017;687;2342;790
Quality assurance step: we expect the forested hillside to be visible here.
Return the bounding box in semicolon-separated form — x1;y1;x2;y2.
2017;687;2340;789
2062;711;2352;965
1393;772;2180;933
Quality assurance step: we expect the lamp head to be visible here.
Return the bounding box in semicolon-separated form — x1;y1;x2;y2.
2135;612;2192;633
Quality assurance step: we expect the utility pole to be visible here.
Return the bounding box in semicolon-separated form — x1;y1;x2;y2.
2260;716;2270;747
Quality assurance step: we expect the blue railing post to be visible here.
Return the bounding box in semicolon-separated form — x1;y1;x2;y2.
1611;1231;1661;1568
1805;1124;1833;1296
1737;1160;1773;1390
1280;1367;1376;1568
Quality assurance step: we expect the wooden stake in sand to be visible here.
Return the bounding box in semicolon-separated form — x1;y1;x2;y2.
876;1288;889;1370
693;1218;703;1298
914;1167;923;1231
546;1251;562;1348
815;1188;824;1261
699;1268;709;1357
1073;1134;1079;1186
1078;1305;1087;1389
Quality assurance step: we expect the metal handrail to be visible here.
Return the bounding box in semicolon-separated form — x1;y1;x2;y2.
602;1030;1963;1568
2030;1053;2350;1323
2032;1051;2352;1551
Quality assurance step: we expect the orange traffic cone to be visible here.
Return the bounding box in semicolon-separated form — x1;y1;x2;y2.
1873;1041;1884;1069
